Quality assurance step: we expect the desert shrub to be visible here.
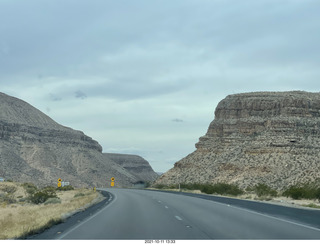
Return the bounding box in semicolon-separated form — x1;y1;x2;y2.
0;185;17;194
30;187;58;204
44;197;61;205
315;188;320;201
283;183;320;200
145;182;151;188
18;198;27;203
179;182;243;196
283;186;306;200
57;185;74;191
74;192;85;198
153;182;243;196
153;184;167;189
0;194;17;204
22;183;38;195
253;183;278;197
210;183;244;196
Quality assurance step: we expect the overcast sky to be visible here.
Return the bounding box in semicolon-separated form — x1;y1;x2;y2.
1;0;319;173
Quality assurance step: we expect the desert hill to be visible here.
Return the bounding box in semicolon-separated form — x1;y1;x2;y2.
155;91;320;190
104;153;159;183
0;92;157;187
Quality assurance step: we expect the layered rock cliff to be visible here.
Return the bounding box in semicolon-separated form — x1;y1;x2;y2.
155;91;320;190
104;153;159;182
0;92;155;187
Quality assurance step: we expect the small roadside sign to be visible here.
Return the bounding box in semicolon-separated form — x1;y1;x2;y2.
61;182;70;187
58;178;62;188
110;177;115;187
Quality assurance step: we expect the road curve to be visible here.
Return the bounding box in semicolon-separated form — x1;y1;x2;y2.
57;188;320;240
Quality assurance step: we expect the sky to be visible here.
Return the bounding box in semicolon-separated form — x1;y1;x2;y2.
1;0;319;173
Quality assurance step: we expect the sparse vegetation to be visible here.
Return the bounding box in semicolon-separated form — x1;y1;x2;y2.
0;182;102;239
250;183;278;197
44;197;61;205
56;185;74;191
74;192;85;198
302;203;320;209
28;186;58;205
153;182;243;196
22;182;37;195
282;182;320;201
152;181;320;205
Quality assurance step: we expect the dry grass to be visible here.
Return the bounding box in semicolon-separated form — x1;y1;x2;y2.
0;183;103;239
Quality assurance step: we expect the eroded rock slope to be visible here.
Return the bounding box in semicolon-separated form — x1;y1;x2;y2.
0;92;147;187
155;91;320;190
104;153;159;183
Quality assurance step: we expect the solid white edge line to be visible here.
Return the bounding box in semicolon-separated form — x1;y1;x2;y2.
57;191;117;240
209;199;320;232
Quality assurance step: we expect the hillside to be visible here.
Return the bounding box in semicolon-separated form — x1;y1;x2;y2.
104;153;159;183
155;91;320;190
0;92;157;187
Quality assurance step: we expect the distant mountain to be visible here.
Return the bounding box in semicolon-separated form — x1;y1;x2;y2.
0;92;157;187
104;153;159;183
155;91;320;190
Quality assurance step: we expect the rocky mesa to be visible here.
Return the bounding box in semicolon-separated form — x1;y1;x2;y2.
155;91;320;190
0;92;157;187
104;153;159;183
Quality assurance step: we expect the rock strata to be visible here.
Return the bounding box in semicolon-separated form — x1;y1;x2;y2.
0;92;156;187
155;91;320;190
104;153;159;182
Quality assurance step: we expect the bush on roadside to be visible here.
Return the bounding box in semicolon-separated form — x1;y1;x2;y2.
283;183;320;200
74;192;85;198
44;197;61;205
152;184;167;189
29;186;58;204
0;185;17;194
252;183;278;197
56;185;74;191
0;194;17;204
153;182;243;196
22;183;38;195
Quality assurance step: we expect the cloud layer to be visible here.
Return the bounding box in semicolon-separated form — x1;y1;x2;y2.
1;0;319;172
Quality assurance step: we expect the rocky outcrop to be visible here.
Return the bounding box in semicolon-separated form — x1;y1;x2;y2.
104;153;159;183
155;91;320;190
0;92;141;187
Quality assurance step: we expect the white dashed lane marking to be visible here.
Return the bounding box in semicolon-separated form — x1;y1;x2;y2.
175;216;183;221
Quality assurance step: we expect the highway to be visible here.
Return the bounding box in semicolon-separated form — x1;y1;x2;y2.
55;188;320;240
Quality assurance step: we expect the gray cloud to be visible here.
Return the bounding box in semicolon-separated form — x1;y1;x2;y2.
75;91;87;100
49;93;62;102
172;119;184;123
1;0;320;172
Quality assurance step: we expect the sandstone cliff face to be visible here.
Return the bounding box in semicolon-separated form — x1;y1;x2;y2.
0;92;139;187
104;153;159;182
155;91;320;190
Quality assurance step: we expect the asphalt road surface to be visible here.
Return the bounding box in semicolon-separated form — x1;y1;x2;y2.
55;188;320;240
